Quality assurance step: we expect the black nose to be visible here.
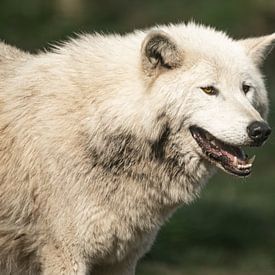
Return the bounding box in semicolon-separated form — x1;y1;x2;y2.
247;121;271;145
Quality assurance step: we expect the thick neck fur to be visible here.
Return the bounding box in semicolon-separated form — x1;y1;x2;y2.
85;125;209;206
50;35;212;204
34;33;213;221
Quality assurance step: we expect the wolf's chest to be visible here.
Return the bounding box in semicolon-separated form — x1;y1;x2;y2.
106;225;158;264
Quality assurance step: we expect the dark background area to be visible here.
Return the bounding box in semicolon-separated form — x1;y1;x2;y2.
1;0;275;274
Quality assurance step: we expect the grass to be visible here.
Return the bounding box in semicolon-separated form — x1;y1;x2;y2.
138;262;275;275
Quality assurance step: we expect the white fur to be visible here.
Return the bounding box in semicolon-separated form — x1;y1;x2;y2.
0;22;274;274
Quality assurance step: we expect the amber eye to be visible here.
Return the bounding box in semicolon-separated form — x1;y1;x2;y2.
242;84;251;94
201;86;217;95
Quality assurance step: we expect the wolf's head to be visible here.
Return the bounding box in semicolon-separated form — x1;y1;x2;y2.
141;24;274;177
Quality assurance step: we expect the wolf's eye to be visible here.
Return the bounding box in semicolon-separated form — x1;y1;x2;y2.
242;84;251;94
200;86;217;95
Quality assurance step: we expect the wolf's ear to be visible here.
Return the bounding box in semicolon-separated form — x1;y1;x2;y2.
141;30;182;77
240;33;275;66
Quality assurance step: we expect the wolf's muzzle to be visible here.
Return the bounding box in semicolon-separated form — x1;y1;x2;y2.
247;121;271;146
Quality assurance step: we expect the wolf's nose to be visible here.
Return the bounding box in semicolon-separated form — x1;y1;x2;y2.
247;121;271;145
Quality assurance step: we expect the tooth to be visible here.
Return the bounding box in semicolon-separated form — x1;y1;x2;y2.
233;156;238;166
247;155;256;164
237;163;252;169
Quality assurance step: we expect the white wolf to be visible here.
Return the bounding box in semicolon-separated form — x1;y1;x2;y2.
0;23;274;274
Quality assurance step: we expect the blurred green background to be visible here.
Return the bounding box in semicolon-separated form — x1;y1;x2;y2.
1;0;275;274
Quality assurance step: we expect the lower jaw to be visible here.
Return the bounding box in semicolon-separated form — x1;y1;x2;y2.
217;161;251;177
201;151;251;177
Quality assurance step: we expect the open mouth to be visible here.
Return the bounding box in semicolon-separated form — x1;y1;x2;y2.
190;126;255;177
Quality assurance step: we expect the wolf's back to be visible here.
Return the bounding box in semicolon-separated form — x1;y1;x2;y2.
0;42;29;78
0;41;26;60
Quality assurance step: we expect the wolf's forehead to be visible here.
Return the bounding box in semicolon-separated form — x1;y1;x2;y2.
190;46;254;81
168;26;251;71
184;53;252;83
187;41;248;67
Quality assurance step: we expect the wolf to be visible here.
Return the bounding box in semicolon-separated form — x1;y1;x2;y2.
0;22;274;274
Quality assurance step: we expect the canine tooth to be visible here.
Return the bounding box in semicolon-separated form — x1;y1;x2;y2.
247;155;256;164
233;156;237;166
